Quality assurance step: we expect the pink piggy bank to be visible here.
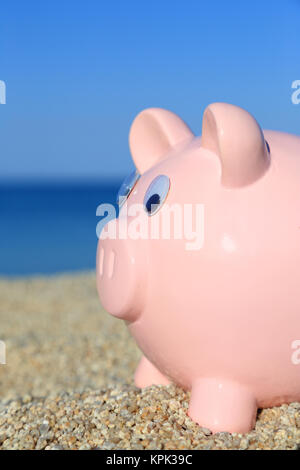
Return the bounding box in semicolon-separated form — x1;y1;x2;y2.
97;103;300;434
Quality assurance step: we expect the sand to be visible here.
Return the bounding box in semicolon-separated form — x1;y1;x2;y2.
0;273;299;450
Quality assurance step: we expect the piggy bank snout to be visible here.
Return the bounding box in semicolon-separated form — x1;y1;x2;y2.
96;220;146;322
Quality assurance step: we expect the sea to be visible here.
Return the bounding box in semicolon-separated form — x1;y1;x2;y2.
0;180;121;276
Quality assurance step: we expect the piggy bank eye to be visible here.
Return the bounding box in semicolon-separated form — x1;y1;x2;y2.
144;175;170;216
117;170;140;207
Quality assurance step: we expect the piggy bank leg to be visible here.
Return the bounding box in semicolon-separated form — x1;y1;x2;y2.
188;378;257;434
134;356;171;388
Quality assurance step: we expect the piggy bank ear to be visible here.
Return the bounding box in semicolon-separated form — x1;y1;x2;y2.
129;108;194;173
201;103;270;187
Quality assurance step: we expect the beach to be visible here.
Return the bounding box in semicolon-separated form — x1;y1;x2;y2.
0;272;299;450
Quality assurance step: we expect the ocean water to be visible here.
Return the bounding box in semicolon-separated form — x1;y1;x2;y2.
0;181;121;276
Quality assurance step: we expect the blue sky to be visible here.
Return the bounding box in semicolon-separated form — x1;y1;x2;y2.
0;0;299;181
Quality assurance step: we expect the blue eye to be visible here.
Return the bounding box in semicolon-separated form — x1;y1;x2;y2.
144;175;170;215
117;170;140;207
